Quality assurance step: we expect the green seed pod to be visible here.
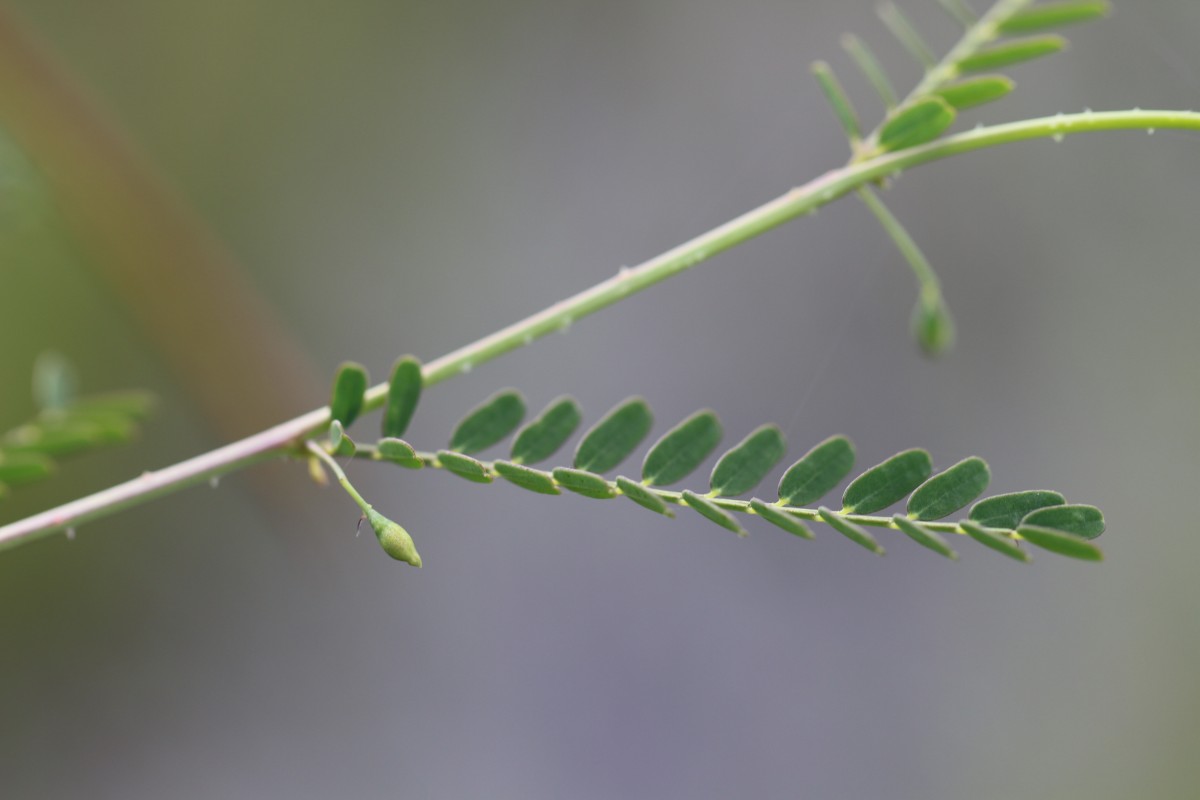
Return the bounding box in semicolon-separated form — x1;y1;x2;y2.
365;508;423;567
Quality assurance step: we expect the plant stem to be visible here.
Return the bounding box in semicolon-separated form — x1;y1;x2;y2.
856;185;943;303
305;441;371;515
2;108;1196;551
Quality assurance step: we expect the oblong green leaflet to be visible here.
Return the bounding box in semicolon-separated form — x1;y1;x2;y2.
907;456;991;521
961;520;1031;563
382;356;423;439
436;450;493;483
553;467;616;499
841;33;898;109
878;97;956;153
841;449;932;514
642;410;723;487
511;396;582;465
937;0;976;27
998;1;1111;34
494;460;560;495
573;397;653;473
329;421;356;457
1021;504;1105;540
750;499;814;540
811;61;862;142
68;391;156;420
709;424;786;497
956;35;1066;73
818;507;884;555
616;476;674;517
932;75;1015;110
3;423;108;457
878;1;936;67
376;437;423;469
1017;524;1104;561
449;390;526;454
329;362;369;427
892;515;958;560
969;490;1065;530
778;435;855;506
0;453;54;486
682;490;746;537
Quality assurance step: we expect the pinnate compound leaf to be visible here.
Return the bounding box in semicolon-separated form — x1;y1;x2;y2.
892;515;958;560
841;449;932;514
878;97;957;153
961;520;1031;563
682;491;747;537
450;390;526;454
907;456;991;520
818;507;884;555
709;425;786;497
969;490;1066;530
616;476;674;517
1017;524;1104;561
329;362;369;427
956;35;1067;73
0;453;54;486
553;467;616;499
1021;504;1105;540
436;450;493;484
494;460;560;495
933;75;1015;110
511;396;582;465
750;499;814;540
998;1;1111;34
573;397;653;473
376;437;422;469
642;410;723;487
382;356;423;439
777;435;855;506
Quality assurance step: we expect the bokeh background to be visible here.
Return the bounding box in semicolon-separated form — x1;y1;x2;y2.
2;1;1197;797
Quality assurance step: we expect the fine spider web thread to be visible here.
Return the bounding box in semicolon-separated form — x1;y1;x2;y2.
781;252;882;443
1126;11;1199;89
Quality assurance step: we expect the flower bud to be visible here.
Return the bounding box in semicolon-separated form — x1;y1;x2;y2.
365;508;422;567
911;298;955;357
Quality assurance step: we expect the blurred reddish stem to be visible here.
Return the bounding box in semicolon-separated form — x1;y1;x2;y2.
0;7;319;437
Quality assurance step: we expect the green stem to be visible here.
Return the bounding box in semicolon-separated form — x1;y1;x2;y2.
1;108;1195;551
856;185;942;300
306;441;371;515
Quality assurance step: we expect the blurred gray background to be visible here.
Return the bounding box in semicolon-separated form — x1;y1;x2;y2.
1;1;1198;797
